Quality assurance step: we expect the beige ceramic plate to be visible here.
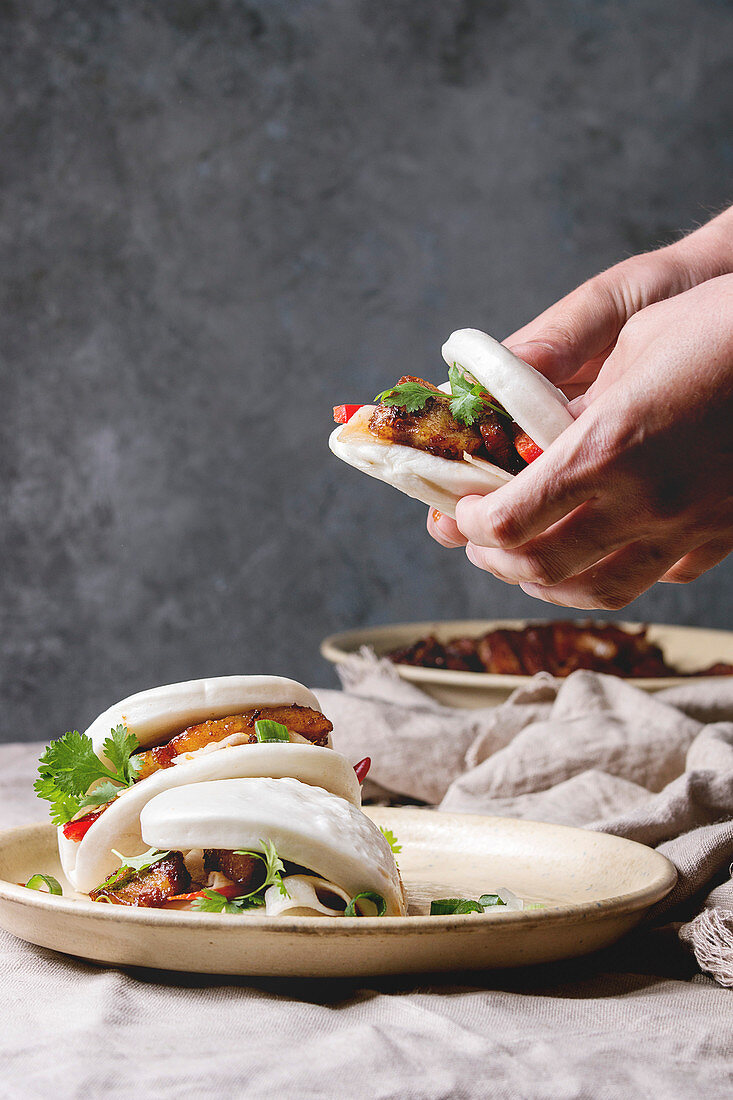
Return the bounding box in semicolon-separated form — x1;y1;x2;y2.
0;809;675;977
321;620;733;708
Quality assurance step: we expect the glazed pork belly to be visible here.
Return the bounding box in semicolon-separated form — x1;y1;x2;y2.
388;623;733;678
90;852;191;907
369;376;524;471
134;704;333;780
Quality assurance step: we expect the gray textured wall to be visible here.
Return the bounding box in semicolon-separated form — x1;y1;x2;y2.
2;0;732;742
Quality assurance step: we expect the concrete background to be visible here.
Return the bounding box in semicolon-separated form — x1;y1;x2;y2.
2;0;732;742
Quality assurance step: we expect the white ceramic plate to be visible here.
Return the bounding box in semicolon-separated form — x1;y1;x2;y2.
0;809;675;977
321;620;733;708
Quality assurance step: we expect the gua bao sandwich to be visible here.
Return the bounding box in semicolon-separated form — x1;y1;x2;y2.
35;676;406;916
330;328;574;517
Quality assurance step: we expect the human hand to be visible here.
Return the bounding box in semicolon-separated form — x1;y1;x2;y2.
429;273;733;608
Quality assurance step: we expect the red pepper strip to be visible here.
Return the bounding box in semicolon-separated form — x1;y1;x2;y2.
354;757;371;784
165;882;242;904
514;430;543;464
333;404;364;424
62;809;104;842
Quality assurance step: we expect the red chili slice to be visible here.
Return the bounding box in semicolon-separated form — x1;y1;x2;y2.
333;404;364;424
353;757;371;783
165;882;242;904
514;429;543;464
62;809;104;842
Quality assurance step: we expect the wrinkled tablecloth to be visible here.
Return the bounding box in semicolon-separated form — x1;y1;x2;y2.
1;668;732;1099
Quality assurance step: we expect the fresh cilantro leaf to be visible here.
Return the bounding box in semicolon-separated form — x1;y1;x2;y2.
232;839;290;902
380;827;402;855
78;781;125;813
191;890;267;914
447;363;508;425
374;381;440;414
33;776;81;826
448;387;486;427
35;725;142;825
91;849;171;895
102;724;142;784
37;731;110;798
192;842;296;915
447;363;474;398
191;889;245;915
374;366;509;427
110;848;170;873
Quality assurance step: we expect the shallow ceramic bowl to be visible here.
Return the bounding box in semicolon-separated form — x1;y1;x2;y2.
320;620;733;708
0;809;675;977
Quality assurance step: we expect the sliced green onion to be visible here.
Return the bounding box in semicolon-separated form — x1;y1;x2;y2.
478;894;506;908
430;897;484;915
345;891;387;917
432;897;505;915
254;720;290;743
25;874;62;896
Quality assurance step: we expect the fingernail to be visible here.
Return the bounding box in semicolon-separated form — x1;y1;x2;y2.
431;509;443;523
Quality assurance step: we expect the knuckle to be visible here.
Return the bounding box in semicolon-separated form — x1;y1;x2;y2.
486;506;526;549
522;546;567;586
665;565;699;584
592;586;631;611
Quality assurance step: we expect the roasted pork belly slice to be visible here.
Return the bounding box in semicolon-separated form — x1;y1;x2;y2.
369;391;483;461
204;849;260;891
478;412;525;473
90;852;190;907
134;705;333;780
476;630;525;676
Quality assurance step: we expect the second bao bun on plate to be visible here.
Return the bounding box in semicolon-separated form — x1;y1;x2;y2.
58;675;361;894
329;328;574;517
140;776;407;916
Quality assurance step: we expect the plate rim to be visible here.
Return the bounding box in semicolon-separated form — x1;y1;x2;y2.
0;811;677;935
320;618;733;688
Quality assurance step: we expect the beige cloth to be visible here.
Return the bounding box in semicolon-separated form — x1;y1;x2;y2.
327;660;733;986
1;671;733;1097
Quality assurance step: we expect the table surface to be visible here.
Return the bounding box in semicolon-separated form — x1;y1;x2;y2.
2;742;730;1100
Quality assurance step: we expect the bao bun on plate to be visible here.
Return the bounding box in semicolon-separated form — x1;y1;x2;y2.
329;328;574;518
60;676;360;894
141;776;408;916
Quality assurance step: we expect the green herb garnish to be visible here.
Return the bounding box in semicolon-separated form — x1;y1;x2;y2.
375;364;508;427
430;894;508;915
379;827;402;855
191;839;290;913
24;874;63;896
35;725;142;826
191;889;266;915
110;848;171;874
344;891;387;917
254;720;290;744
92;849;171;894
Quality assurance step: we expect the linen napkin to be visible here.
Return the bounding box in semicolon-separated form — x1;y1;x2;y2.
322;655;733;987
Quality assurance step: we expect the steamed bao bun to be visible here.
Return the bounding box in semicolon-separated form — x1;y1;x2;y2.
329;328;575;518
60;676;361;894
141;777;408;917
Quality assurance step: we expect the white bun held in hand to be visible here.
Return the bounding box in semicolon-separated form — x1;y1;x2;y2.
329;328;574;518
140;777;408;916
440;329;573;451
59;676;358;893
